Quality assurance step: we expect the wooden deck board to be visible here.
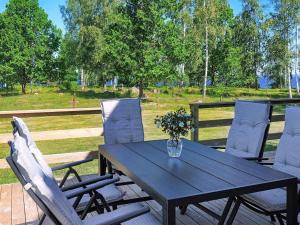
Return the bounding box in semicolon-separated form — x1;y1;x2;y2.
0;174;284;225
23;187;40;225
0;184;12;225
11;183;25;225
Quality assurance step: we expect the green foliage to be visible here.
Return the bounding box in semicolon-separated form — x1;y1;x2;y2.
0;0;62;93
264;0;300;88
232;0;263;88
59;81;79;92
2;0;300;93
154;107;193;140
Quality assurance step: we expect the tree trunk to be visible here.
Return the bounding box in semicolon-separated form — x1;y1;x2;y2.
203;14;209;97
21;83;26;94
30;80;33;94
80;68;85;90
288;67;293;99
138;84;144;98
296;26;300;94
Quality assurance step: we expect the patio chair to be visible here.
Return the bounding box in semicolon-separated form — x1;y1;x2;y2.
100;98;152;203
100;98;144;177
226;106;300;225
224;100;272;160
214;100;272;161
11;116;103;187
180;100;273;219
7;133;160;225
11;117;126;218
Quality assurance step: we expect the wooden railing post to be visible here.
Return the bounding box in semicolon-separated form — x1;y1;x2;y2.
190;104;199;142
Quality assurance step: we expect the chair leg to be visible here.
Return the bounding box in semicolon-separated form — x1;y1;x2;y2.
38;214;46;225
270;214;276;223
225;198;241;225
107;161;113;174
179;205;188;215
275;213;285;225
219;197;235;225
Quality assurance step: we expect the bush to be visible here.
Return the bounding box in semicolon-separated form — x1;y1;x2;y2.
59;81;79;92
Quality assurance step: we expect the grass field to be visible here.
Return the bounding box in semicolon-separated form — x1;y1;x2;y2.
0;85;297;184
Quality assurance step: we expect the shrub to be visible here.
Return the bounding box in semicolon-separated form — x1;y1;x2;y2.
59;81;79;92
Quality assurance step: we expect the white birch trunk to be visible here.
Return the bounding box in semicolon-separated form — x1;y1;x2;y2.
296;26;300;93
203;0;209;97
288;66;293;98
80;68;85;90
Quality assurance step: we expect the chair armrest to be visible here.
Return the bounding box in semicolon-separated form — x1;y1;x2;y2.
91;204;150;225
211;146;225;149
258;162;274;165
65;177;120;199
244;157;269;161
51;158;94;171
61;174;113;192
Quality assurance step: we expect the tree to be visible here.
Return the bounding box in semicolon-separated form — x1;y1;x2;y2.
232;0;263;88
0;0;61;94
187;0;234;95
61;0;109;89
122;0;184;97
0;13;16;91
265;0;300;98
208;0;236;86
192;0;219;96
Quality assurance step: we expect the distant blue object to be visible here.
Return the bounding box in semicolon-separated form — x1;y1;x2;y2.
259;76;271;88
0;83;7;89
259;75;300;89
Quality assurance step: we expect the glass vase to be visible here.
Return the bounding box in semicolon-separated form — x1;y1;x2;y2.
167;138;183;157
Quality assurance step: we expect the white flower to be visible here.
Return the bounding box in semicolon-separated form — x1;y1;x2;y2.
191;127;195;132
156;122;161;128
179;122;184;127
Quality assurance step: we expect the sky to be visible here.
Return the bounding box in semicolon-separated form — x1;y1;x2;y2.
0;0;271;34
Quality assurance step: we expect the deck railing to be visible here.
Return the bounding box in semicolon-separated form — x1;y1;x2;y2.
1;97;300;162
0;108;101;118
190;98;300;146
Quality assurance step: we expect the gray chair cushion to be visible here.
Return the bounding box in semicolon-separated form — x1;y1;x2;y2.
242;107;300;213
67;183;125;210
13;116;53;178
242;188;286;211
13;116;126;209
11;133;44;184
101;99;144;145
11;134;83;225
122;213;161;225
226;101;270;158
274;107;300;180
11;135;153;225
83;204;159;225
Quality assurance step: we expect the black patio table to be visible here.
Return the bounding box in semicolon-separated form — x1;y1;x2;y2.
99;139;298;225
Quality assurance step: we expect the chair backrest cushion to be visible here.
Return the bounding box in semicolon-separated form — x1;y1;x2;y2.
226;101;270;158
101;98;144;144
274;107;300;179
11;134;82;225
12;116;53;178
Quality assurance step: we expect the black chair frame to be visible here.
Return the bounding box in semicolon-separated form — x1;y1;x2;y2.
180;102;274;224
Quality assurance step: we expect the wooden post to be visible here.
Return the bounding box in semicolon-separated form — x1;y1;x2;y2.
190;104;199;142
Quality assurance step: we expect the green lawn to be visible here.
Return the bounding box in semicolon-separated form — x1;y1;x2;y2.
0;86;297;184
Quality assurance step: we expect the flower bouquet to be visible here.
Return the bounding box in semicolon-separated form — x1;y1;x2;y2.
154;107;194;157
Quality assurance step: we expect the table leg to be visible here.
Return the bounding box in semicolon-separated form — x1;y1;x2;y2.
99;153;107;176
287;180;298;225
163;203;176;225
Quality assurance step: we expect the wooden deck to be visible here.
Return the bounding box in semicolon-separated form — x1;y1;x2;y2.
0;173;283;225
